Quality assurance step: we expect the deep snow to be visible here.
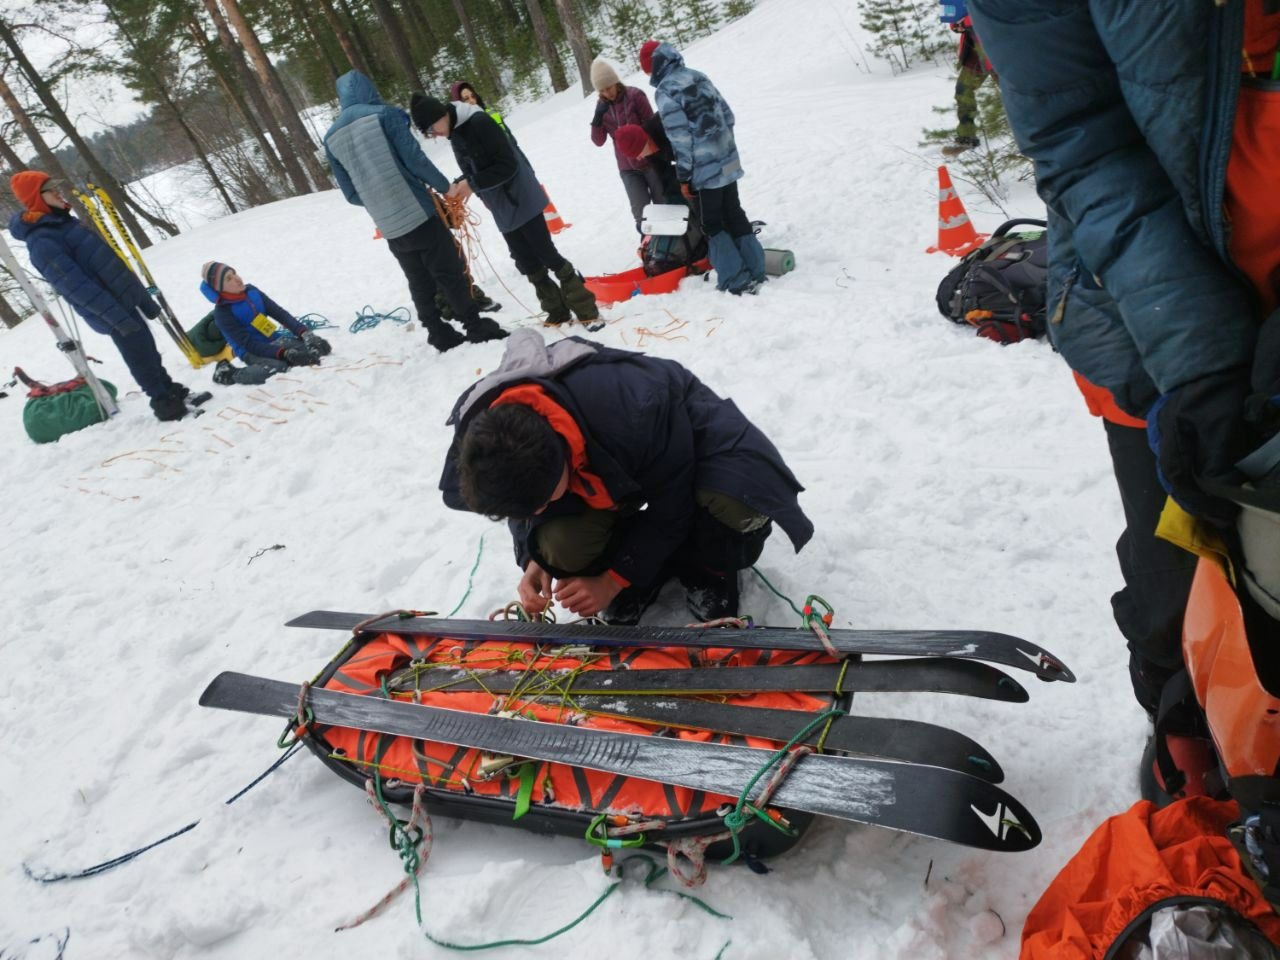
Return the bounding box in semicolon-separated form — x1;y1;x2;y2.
0;3;1145;958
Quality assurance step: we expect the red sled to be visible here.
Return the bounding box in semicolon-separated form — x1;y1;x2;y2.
585;259;711;306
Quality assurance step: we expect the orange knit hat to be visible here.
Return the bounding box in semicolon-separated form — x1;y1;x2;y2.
10;170;53;223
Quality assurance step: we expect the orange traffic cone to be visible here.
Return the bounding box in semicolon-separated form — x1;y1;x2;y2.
373;227;383;240
541;184;571;234
926;165;987;256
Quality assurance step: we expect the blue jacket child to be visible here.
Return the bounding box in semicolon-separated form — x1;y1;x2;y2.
200;262;330;383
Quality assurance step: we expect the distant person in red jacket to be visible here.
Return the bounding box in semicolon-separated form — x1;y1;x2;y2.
589;57;664;233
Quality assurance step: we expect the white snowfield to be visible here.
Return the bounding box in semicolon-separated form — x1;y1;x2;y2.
0;3;1143;957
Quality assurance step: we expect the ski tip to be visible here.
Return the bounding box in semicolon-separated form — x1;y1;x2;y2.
1029;650;1076;684
967;791;1042;853
198;671;238;707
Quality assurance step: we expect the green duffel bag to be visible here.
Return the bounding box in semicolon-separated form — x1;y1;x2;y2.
23;378;119;444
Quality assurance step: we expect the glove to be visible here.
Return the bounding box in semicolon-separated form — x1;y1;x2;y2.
301;331;332;356
592;99;608;126
278;342;320;366
680;183;695;201
139;295;161;320
1147;368;1253;525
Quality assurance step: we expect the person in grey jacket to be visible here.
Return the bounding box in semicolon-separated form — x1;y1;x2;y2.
323;71;506;351
642;41;765;295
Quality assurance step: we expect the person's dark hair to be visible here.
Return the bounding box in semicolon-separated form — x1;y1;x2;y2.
459;404;565;519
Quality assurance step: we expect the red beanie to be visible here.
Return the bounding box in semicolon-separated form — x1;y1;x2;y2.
615;124;650;160
10;170;52;223
639;40;660;75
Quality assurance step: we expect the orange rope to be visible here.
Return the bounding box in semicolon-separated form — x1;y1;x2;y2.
430;191;542;319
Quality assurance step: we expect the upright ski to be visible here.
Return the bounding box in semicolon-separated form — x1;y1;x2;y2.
0;231;118;416
286;611;1074;683
201;671;1041;852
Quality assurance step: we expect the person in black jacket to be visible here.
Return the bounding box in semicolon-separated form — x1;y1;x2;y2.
8;171;189;421
440;329;813;624
409;94;599;327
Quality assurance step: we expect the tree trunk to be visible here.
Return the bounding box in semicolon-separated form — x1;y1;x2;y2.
0;72;95;225
522;0;569;92
217;0;331;189
495;0;522;27
0;17;162;244
399;0;439;69
337;0;382;81
317;0;370;75
0;289;22;328
105;3;238;216
285;0;341;85
0;128;26;174
552;0;594;94
449;0;501;98
368;0;423;92
186;14;290;192
201;0;313;196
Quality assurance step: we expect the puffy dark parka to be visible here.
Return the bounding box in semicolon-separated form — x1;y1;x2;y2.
440;330;813;587
8;209;159;335
967;0;1258;419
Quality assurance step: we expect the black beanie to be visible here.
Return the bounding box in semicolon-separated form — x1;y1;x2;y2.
410;93;450;132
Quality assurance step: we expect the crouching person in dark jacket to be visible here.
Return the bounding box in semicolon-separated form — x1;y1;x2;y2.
8;171;189;421
200;261;330;386
410;95;600;328
440;329;813;624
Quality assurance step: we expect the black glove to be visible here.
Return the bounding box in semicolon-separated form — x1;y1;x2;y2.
1148;368;1253;525
278;342;320;366
139;294;161;320
592;99;609;126
301;331;332;356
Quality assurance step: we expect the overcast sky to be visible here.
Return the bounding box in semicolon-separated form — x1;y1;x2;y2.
2;0;147;150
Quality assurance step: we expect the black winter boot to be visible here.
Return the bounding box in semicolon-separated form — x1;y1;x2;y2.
529;268;570;325
462;315;509;343
555;261;600;322
421;318;467;352
150;394;188;422
212;361;236;386
682;569;741;622
166;382;190;401
601;578;669;626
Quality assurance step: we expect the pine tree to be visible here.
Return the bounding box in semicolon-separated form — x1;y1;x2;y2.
723;0;755;20
608;0;657;64
860;0;949;73
921;81;1032;209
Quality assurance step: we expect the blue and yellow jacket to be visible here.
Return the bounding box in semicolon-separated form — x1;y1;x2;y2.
200;282;307;361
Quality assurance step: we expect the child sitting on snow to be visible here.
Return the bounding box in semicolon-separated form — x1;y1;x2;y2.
200;261;331;385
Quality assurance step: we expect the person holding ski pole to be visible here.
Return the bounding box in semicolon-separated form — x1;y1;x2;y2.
410;94;600;328
641;40;766;296
8;171;191;422
440;328;813;624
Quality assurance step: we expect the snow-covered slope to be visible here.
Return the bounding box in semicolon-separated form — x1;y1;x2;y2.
0;3;1143;957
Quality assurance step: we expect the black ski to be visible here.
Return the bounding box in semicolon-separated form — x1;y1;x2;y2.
387;659;1028;702
508;696;1005;782
286;611;1074;683
201;671;1041;852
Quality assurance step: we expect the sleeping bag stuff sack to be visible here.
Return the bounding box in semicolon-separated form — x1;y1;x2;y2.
1019;796;1280;959
301;627;850;865
184;311;230;360
23;377;118;444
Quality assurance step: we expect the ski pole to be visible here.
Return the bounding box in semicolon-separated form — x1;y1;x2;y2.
0;231;118;416
87;183;203;367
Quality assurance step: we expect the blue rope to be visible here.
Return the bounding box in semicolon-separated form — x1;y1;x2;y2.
349;305;412;333
22;743;305;883
296;312;337;330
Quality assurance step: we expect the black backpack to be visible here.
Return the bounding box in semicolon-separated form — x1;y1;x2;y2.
936;218;1049;344
642;217;709;277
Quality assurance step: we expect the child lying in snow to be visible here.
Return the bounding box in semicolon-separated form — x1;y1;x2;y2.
199;261;331;385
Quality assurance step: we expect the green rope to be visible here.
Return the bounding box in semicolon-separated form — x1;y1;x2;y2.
720;708;845;866
445;533;486;618
749;566;804;619
349;304;412;333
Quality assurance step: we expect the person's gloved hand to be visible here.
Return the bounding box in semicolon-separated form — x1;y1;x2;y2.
139;294;161;319
278;342;320;366
1147;368;1253;524
592;99;608;127
680;183;694;201
301;330;331;356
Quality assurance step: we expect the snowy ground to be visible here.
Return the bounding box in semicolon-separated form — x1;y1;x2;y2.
0;3;1144;958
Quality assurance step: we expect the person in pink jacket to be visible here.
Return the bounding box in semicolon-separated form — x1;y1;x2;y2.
589;57;664;233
